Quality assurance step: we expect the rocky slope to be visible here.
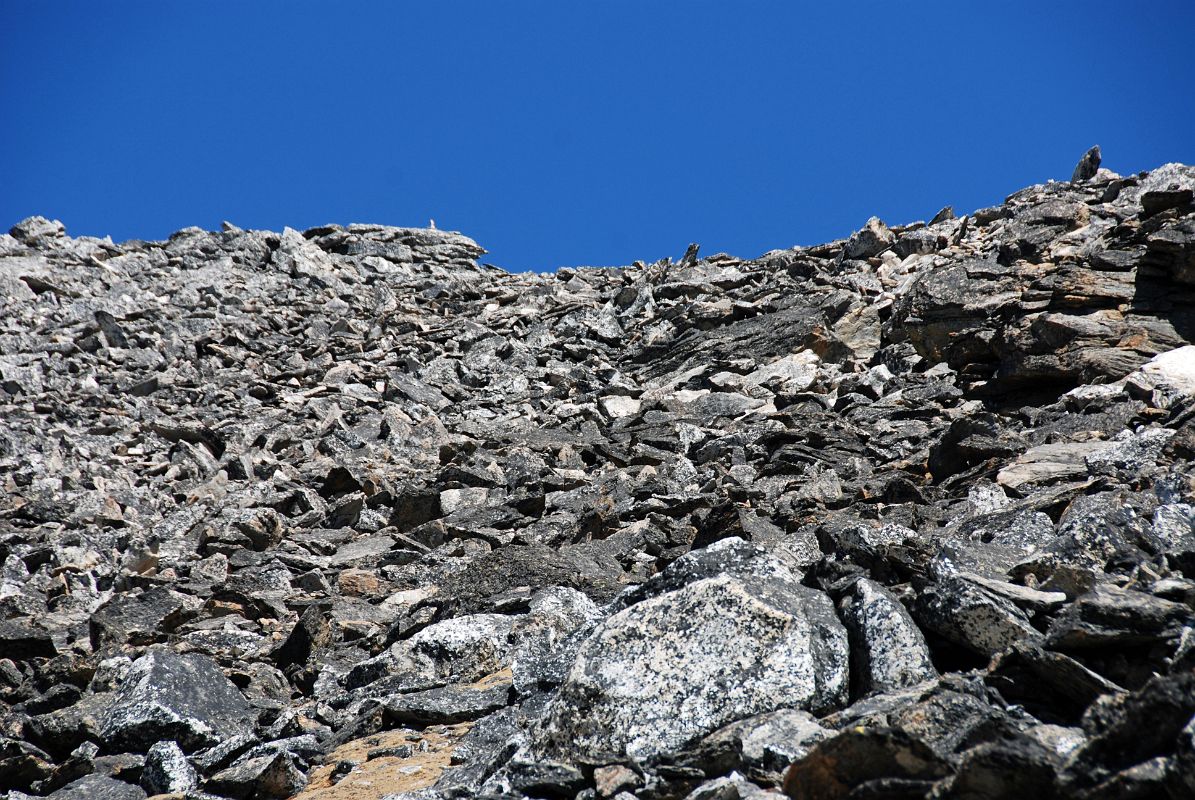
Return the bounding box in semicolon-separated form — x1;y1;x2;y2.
2;149;1195;800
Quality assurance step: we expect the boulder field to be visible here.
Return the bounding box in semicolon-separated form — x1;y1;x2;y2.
3;151;1195;799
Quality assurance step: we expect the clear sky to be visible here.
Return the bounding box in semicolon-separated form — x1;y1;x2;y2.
3;2;1193;272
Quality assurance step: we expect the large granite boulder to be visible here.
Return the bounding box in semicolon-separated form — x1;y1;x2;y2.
537;570;848;760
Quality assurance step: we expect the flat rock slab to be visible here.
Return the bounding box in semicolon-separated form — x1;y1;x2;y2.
997;442;1106;490
384;682;511;726
46;773;147;800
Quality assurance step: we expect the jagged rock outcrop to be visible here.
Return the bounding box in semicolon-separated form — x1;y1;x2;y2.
2;153;1195;799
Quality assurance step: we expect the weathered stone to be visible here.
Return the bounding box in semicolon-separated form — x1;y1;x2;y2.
986;642;1124;724
0;619;57;660
99;649;252;753
1072;145;1102;182
46;773;146;800
838;577;937;696
272;601;333;671
781;727;951;800
538;571;848;760
383;682;510;726
5;154;1195;800
140;739;198;794
594;763;642;797
9;215;66;244
688;708;832;777
940;734;1063;799
89;588;200;648
844;217;895;259
206;749;308;799
600;395;641;419
1126;345;1195;405
997;441;1107;490
913;576;1041;656
511;586;602;694
1046;584;1192;649
1060;672;1195;794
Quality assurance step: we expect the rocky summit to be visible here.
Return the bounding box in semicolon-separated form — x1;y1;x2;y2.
2;152;1195;800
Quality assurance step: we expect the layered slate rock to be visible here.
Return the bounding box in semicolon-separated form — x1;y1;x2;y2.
537;568;848;760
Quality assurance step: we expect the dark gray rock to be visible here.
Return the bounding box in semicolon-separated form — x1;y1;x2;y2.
0;619;57;660
434;707;524;795
685;708;831;778
438;544;625;614
205;749;307;799
384;682;510;725
1060;672;1195;795
89;588;200;648
610;537;796;612
99;649;253;753
940;734;1063;799
498;758;586;798
46;773;146;800
781;727;951;800
190;732;260;774
986;643;1124;724
824;682;1013;760
913;575;1042;657
1072;145;1102;182
0;737;55;793
1046;584;1192;649
681;773;776;800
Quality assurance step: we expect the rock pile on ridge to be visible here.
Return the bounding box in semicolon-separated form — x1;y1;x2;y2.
2;153;1195;800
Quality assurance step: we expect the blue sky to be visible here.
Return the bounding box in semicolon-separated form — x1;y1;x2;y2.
3;2;1193;272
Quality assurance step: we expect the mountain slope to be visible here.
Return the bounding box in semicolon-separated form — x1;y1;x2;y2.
2;155;1195;799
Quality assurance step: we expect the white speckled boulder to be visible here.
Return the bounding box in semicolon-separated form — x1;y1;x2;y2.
839;577;938;695
537;571;848;760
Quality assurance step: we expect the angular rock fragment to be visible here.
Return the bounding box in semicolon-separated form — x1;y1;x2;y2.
0;619;57;660
844;217;895;259
99;649;253;752
913;575;1041;657
45;773;147;800
89;588;200;648
1072;145;1102;182
986;642;1123;724
781;728;951;800
140;739;198;794
941;734;1063;799
838;577;937;696
384;681;510;726
686;708;832;779
206;749;308;799
1060;672;1195;795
